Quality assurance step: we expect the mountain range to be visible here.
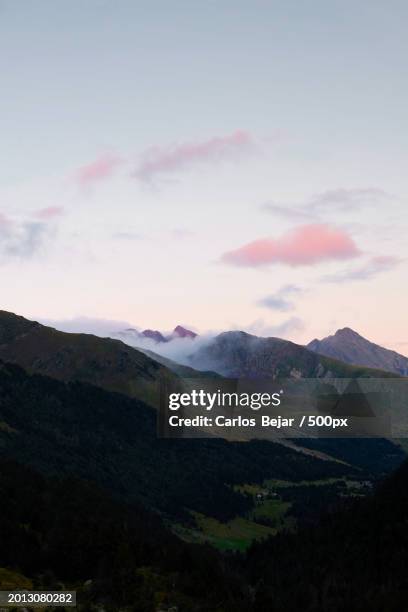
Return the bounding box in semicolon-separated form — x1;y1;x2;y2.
112;320;407;378
0;317;372;522
116;324;197;344
0;311;406;612
187;330;396;379
3;312;398;398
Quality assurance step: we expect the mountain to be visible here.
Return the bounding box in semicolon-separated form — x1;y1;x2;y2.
172;325;198;339
0;311;403;505
140;347;221;378
115;324;198;344
187;330;405;471
140;328;167;342
0;310;178;408
308;327;408;376
189;330;397;379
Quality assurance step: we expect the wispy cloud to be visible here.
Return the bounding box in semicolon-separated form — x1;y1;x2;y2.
261;202;314;221
321;255;401;283
257;284;303;311
309;188;392;211
262;188;393;220
71;131;255;189
221;224;360;268
0;217;51;260
0;205;61;261
133;130;255;182
75;154;123;188
245;316;305;338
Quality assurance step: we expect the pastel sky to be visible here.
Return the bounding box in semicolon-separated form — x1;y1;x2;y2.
1;0;407;350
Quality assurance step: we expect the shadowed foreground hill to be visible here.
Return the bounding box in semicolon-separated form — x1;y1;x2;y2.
2;449;408;610
0;459;249;612
0;310;179;408
0;360;362;523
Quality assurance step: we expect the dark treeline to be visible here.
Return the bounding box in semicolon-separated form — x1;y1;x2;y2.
0;360;362;523
0;459;249;611
245;459;408;612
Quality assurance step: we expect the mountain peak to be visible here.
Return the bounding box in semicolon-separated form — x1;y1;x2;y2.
141;329;167;343
334;327;362;338
308;327;408;376
172;325;197;339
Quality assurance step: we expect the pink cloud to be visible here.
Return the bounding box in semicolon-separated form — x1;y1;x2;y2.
222;224;361;268
134;130;254;181
76;154;122;187
34;206;64;220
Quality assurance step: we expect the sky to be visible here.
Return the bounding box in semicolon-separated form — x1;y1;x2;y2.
1;0;407;351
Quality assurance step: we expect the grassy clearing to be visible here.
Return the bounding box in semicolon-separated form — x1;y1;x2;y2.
173;476;363;552
190;512;276;551
250;499;292;522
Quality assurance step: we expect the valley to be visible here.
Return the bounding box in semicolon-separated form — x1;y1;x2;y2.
0;310;407;610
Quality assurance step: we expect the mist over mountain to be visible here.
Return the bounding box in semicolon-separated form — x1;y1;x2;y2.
187;330;398;379
117;325;198;344
111;324;401;381
0;310;401;470
308;327;408;376
30;312;406;388
42;316;205;368
112;326;212;369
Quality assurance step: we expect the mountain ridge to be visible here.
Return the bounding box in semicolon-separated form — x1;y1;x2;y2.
115;324;198;344
0;310;179;407
189;329;398;379
308;327;408;376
